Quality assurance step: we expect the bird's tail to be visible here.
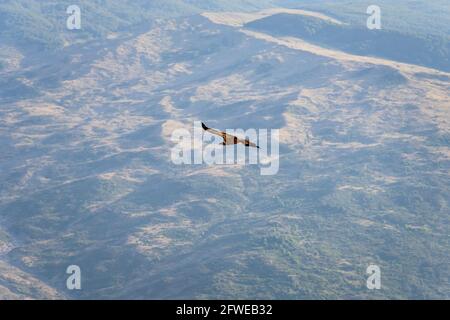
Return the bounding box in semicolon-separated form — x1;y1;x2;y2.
201;122;209;131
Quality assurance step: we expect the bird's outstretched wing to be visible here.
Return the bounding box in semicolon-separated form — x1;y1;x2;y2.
202;122;226;138
202;122;237;143
242;139;259;148
202;122;259;148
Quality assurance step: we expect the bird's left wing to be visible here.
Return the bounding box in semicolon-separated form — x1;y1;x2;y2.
202;122;226;138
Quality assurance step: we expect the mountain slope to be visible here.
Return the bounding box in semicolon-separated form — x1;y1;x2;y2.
0;11;449;299
245;13;450;72
0;0;277;49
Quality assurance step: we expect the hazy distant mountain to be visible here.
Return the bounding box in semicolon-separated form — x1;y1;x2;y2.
282;0;450;37
0;2;449;299
246;13;450;72
1;0;449;49
0;0;275;49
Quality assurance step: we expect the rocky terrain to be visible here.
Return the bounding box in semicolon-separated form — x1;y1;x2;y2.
0;6;449;299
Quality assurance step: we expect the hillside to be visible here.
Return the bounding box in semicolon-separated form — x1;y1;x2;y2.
1;0;449;50
0;0;274;49
0;9;449;299
246;13;450;72
280;0;450;40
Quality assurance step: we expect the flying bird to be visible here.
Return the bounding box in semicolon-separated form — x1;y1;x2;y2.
202;122;259;148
